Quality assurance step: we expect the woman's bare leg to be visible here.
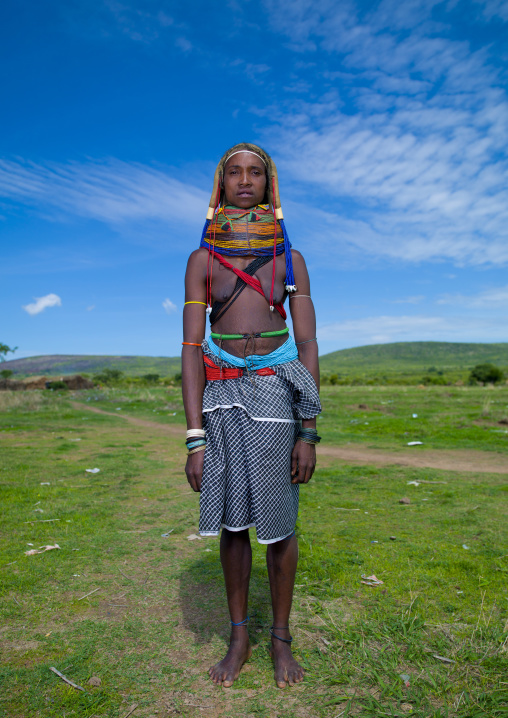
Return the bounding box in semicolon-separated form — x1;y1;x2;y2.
209;528;252;687
266;533;304;688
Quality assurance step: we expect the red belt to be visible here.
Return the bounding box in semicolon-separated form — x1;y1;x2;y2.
204;355;275;381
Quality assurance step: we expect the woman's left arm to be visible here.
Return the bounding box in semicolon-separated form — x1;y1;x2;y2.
289;250;320;484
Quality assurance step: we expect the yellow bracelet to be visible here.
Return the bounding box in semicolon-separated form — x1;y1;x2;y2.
187;445;206;456
184;301;207;306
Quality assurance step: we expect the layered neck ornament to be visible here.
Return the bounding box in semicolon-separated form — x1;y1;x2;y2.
200;204;286;256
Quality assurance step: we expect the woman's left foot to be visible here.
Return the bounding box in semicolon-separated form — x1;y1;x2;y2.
270;629;304;688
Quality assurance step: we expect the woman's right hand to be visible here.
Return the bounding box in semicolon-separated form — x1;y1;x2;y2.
185;450;204;492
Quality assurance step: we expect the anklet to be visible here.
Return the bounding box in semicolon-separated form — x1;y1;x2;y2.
270;626;293;643
231;616;249;626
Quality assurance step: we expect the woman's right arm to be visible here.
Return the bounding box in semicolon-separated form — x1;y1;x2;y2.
182;250;207;492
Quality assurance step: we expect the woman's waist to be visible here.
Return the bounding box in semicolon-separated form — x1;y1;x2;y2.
209;331;289;358
205;334;298;368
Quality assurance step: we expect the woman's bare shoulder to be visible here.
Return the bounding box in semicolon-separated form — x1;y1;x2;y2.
291;249;309;271
186;248;209;271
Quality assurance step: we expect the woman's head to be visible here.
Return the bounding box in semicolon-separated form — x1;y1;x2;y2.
206;143;283;218
222;148;267;208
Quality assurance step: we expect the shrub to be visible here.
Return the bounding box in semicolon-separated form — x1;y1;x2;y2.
468;363;504;385
0;369;13;380
46;380;68;390
422;375;448;386
142;373;160;383
93;368;124;385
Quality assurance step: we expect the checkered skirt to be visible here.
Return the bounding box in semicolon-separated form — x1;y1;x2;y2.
199;342;321;544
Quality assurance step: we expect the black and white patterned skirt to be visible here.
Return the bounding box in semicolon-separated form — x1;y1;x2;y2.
199;344;321;544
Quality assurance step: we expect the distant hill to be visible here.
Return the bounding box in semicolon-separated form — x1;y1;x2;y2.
3;342;508;379
2;354;181;378
319;341;508;374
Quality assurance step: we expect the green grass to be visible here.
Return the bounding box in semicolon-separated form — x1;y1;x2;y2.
72;383;508;453
0;388;507;718
77;385;185;426
318;384;508;452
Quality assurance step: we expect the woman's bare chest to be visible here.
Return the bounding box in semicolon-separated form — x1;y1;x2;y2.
211;255;286;305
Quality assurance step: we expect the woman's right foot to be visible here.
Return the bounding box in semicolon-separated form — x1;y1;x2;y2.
208;629;252;687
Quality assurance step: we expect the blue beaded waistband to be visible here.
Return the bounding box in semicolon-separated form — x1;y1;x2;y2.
206;335;298;370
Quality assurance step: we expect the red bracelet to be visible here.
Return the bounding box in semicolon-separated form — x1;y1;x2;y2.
182;342;202;346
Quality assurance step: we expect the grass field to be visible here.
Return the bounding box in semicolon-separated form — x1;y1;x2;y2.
1;386;507;718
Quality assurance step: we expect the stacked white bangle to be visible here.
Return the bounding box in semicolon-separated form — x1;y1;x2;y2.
186;429;205;439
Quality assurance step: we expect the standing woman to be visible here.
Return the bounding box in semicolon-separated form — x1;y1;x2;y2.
182;143;321;689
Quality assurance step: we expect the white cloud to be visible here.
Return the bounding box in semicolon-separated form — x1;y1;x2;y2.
67;2;178;44
391;295;425;304
0;158;207;231
162;298;177;314
317;313;508;347
86;305;95;311
22;293;62;316
437;284;508;307
473;0;508;21
258;0;508;268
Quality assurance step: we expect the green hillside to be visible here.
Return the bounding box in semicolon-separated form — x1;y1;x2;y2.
319;341;508;372
2;354;181;378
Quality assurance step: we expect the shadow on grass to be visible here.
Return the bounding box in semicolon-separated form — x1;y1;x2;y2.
178;544;274;645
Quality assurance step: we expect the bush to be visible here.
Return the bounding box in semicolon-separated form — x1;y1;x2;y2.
46;380;68;390
142;373;160;383
93;368;124;385
0;369;13;380
421;375;448;386
468;363;504;385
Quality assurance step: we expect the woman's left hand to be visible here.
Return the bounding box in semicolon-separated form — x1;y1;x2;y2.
291;440;316;484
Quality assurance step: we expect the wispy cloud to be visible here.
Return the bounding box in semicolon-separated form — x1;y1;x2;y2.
391;295;425;304
0;158;207;231
61;1;182;45
437;284;508;307
317;312;508;347
259;0;508;267
473;0;508;21
22;293;62;316
162;298;177;314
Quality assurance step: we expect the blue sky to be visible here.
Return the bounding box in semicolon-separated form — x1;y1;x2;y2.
1;0;507;359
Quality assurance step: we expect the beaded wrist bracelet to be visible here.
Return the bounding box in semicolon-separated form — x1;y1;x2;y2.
186;439;207;450
297;427;322;445
187;445;206;456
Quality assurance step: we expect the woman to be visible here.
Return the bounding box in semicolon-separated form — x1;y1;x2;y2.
182;143;321;689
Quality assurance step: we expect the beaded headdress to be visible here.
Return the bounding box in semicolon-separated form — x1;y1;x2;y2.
199;143;296;313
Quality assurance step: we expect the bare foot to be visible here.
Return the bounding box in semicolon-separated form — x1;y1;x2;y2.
270;628;305;689
209;628;252;688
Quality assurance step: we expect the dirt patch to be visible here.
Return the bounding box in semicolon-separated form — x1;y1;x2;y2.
2;640;41;652
318;444;508;473
71;402;508;474
71;401;184;437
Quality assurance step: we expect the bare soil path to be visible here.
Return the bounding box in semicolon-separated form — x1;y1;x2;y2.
72;401;508;474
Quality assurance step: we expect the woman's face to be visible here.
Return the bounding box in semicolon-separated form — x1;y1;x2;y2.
223;152;267;208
